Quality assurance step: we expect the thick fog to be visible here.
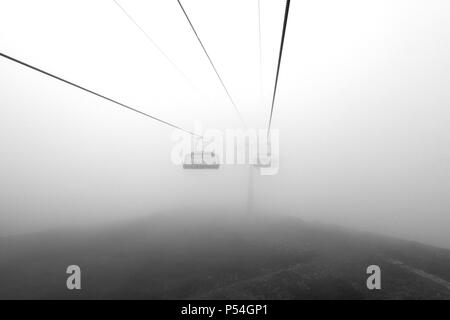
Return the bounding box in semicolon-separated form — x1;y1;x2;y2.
0;0;449;249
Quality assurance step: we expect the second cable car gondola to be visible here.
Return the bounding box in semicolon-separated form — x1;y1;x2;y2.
253;141;272;168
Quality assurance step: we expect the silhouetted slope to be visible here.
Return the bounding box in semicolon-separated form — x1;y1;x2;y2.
0;212;449;299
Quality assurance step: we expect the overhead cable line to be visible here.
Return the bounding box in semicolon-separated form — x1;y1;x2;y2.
267;0;290;137
176;0;247;127
112;0;194;87
0;52;202;138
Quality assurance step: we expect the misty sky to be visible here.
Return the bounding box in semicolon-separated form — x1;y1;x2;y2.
0;0;449;248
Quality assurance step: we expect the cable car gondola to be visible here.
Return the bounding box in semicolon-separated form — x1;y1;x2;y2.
253;140;272;168
253;154;272;168
183;151;220;169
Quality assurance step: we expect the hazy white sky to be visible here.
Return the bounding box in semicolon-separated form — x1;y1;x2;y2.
0;0;449;248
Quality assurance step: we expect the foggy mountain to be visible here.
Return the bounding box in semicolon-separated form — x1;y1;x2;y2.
1;211;449;299
0;0;450;301
1;0;450;250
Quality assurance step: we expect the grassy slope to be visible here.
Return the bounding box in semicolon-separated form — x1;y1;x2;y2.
0;212;449;299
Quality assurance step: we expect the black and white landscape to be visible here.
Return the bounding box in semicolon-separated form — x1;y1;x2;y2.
1;0;450;300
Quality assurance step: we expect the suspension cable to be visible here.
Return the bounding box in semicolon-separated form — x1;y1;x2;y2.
0;52;202;138
112;0;194;87
267;0;291;137
176;0;247;127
